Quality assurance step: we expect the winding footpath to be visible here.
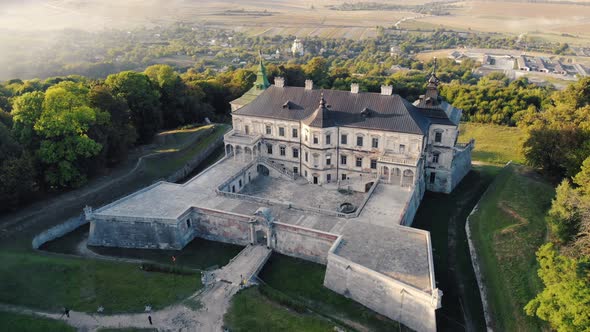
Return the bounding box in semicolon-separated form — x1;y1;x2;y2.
3;245;272;332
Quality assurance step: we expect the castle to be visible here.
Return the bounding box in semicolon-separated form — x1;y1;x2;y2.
86;59;474;332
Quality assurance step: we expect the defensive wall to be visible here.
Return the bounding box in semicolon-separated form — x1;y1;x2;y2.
324;231;441;332
451;139;475;192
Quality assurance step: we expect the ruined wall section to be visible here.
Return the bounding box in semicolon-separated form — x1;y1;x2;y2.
324;245;440;332
271;222;339;264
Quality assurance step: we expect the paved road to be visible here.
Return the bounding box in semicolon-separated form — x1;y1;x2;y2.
2;245;272;332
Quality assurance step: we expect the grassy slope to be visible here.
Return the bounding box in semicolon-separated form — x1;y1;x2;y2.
459;122;526;164
0;252;200;314
224;287;335;332
0;125;231;314
146;124;228;176
0;311;75;332
412;164;502;331
257;254;402;331
469;164;554;331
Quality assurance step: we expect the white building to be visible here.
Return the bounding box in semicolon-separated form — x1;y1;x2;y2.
291;38;305;56
228;62;473;194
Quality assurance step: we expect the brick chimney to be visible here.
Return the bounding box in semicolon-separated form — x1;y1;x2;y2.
305;79;313;90
381;85;393;96
351;83;359;94
274;76;285;87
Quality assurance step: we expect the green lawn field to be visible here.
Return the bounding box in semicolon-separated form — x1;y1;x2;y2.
459;122;526;164
0;311;75;332
224;253;404;331
469;164;554;331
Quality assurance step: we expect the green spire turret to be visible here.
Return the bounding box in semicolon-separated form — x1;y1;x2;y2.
255;50;270;90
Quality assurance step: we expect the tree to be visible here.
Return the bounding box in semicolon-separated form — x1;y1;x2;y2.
11;91;45;148
89;84;137;165
525;243;590;332
34;82;107;187
303;57;329;88
547;180;583;244
105;71;162;143
0;122;37;211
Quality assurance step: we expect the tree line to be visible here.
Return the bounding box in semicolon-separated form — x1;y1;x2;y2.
518;78;590;331
0;64;254;211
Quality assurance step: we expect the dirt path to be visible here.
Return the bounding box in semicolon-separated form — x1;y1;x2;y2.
2;245;272;332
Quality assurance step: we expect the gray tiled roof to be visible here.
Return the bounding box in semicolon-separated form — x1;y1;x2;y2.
234;86;453;134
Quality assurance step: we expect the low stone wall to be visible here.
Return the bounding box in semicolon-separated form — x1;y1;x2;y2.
167;132;226;183
272;222;339;265
32;214;87;249
399;182;424;226
324;245;439;332
191;207;253;246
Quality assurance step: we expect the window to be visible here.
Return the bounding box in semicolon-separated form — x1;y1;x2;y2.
279;127;285;137
265;125;271;135
326;155;331;165
293;166;298;174
305;151;309;162
326;134;331;145
327;174;332;183
266;144;273;154
292;128;298;138
356;157;363;167
304;170;308;177
356;136;363;147
430;172;436;184
239;179;242;188
370;159;377;169
245;125;250;134
399;144;406;154
435;132;442;143
432;152;440;164
305;133;308;142
340;155;347;165
341;134;348;144
372;137;379;148
313;135;319;144
292;148;299;158
186;219;191;228
342;173;347;180
280;146;286;156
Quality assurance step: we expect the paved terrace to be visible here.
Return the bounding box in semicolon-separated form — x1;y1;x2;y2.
94;155;431;293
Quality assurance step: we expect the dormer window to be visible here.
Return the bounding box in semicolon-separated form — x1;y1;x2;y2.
361;107;371;117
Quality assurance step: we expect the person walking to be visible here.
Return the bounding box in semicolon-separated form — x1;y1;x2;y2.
148;315;153;325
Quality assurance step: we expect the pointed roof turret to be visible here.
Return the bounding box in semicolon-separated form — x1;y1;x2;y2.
254;50;270;90
302;93;334;128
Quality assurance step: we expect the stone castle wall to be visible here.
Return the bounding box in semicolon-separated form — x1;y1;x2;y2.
451;142;474;192
88;218;188;250
272;222;339;264
191;207;253;246
324;246;438;332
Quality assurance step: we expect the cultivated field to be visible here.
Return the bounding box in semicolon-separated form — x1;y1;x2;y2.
409;1;590;44
6;0;590;43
